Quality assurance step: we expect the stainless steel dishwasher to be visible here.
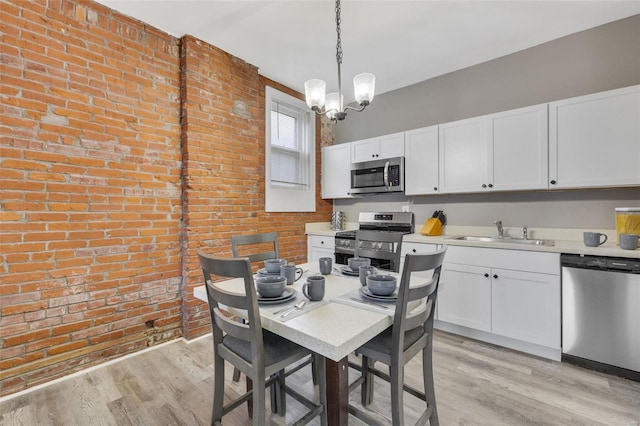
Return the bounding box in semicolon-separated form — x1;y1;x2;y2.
561;254;640;381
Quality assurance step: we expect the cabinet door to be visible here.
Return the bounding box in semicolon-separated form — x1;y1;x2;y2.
438;116;491;194
491;268;560;348
490;104;549;191
438;263;491;332
308;247;334;263
322;144;352;199
377;132;405;160
351;137;379;163
404;126;439;195
307;235;335;263
351;132;405;163
549;85;640;189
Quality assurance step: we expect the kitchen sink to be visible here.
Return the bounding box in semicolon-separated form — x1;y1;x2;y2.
448;236;555;246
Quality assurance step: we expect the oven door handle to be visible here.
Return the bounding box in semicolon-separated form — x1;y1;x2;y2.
383;161;390;190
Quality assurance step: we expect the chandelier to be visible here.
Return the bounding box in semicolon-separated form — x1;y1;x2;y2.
304;0;375;122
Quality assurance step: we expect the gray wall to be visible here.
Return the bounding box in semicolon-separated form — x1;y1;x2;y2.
335;15;640;142
332;15;640;231
334;189;640;231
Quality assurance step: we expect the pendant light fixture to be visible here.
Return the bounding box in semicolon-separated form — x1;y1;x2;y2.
304;0;375;122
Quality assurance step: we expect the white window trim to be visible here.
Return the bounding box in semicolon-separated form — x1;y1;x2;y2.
265;86;316;212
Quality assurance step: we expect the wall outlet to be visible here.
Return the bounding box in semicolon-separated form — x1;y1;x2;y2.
402;205;410;212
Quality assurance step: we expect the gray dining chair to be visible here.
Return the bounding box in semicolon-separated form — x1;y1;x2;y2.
231;232;319;390
230;232;280;382
197;250;327;426
348;247;447;426
355;230;404;272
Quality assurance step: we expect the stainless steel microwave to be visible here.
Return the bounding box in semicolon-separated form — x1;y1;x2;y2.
350;157;404;195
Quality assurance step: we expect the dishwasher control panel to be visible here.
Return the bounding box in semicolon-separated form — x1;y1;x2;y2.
561;254;640;273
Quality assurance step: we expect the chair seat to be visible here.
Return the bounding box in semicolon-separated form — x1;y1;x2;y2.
360;326;425;356
224;329;307;366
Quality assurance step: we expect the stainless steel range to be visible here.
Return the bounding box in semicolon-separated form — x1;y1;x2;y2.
334;212;414;270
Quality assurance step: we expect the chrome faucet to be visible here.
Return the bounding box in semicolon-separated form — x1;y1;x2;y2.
494;220;504;238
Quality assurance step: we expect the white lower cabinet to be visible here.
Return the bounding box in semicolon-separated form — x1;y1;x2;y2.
491;268;560;348
439;263;492;332
434;244;560;360
307;234;335;263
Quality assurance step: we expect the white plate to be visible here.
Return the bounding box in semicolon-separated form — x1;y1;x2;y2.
340;266;360;276
258;287;296;305
360;286;397;301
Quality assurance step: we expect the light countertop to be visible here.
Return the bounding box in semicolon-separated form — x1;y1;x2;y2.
306;222;640;259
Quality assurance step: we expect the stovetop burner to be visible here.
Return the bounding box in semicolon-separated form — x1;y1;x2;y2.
335;212;414;240
335;230;356;239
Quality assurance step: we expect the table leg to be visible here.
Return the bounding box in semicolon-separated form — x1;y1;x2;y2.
325;356;349;425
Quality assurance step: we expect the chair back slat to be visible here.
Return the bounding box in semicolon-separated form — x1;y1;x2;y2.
391;247;447;352
355;230;404;272
231;232;279;264
212;307;253;341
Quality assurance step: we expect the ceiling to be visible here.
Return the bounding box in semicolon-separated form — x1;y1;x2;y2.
96;1;639;103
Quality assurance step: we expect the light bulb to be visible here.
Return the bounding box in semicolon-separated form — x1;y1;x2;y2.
304;79;326;109
353;73;375;105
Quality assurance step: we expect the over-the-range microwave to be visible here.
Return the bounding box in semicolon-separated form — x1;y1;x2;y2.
350;156;404;195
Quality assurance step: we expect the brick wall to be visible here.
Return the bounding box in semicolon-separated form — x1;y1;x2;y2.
0;0;334;396
179;36;334;339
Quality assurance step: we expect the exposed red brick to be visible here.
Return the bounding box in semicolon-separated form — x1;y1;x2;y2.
0;0;333;397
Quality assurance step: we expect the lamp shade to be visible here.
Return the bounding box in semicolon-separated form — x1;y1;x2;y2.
304;79;326;109
325;92;343;120
353;73;375;105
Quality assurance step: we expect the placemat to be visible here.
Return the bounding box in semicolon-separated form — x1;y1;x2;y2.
262;294;329;322
332;288;396;316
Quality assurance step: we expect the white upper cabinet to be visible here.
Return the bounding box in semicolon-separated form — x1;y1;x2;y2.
490;104;549;191
438;116;491;193
321;144;352;199
549;85;640;189
439;104;548;194
351;132;405;163
404;126;439;195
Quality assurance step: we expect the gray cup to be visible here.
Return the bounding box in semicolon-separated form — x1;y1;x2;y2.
619;233;639;250
583;232;607;247
359;265;377;286
319;257;333;275
303;275;325;301
280;264;303;285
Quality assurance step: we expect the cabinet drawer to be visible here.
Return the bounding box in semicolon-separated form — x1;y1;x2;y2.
444;245;559;275
308;235;335;250
401;242;438;257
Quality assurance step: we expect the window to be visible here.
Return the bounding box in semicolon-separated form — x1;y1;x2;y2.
265;87;316;212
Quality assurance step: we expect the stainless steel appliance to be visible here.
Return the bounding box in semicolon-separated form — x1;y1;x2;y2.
350;157;404;195
335;212;414;270
561;254;640;381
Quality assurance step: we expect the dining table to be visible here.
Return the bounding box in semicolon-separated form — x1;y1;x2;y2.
193;261;400;425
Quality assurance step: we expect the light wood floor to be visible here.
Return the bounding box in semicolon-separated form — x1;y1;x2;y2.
2;330;639;425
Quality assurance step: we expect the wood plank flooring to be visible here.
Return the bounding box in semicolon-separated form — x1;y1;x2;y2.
1;330;639;425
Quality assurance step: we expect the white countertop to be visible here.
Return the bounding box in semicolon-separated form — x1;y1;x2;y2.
306;222;640;259
193;264;394;361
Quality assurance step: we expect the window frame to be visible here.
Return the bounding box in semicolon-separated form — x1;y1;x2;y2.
265;86;316;212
